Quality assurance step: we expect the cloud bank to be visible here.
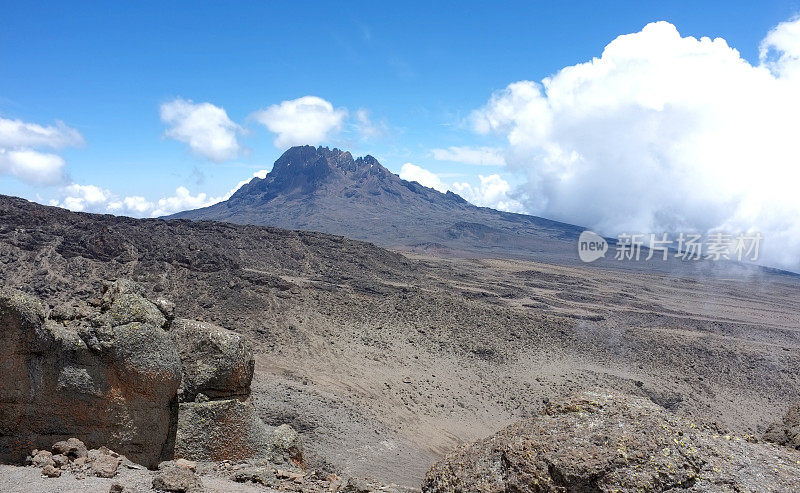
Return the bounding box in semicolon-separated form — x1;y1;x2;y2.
399;162;522;212
160;98;242;162
469;18;800;269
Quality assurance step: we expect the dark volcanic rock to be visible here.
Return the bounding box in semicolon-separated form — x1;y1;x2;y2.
171;318;254;402
0;288;181;468
422;390;800;492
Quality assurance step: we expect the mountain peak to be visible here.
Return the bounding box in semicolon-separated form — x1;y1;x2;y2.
229;145;402;203
168;145;596;263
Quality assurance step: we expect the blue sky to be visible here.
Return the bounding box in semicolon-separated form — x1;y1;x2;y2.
2;1;800;268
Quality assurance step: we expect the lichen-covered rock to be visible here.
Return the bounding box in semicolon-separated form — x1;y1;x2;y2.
422;390;800;492
107;292;166;328
270;424;304;466
175;398;271;461
0;288;181;468
764;403;800;450
171;318;254;402
100;279;145;309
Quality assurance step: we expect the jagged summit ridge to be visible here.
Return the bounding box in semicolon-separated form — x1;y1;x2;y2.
230;145;432;203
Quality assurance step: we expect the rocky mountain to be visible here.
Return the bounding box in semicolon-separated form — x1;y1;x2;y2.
168;145;585;263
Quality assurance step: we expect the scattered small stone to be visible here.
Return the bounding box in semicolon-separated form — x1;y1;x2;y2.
52;437;88;459
276;468;305;483
342;476;372;493
174;458;197;471
51;453;69;468
232;467;279;487
109;483;124;493
31;450;54;468
91;453;121;478
41;464;61;478
152;463;204;492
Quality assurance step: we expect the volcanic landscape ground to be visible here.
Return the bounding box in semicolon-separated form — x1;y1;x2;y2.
2;194;799;488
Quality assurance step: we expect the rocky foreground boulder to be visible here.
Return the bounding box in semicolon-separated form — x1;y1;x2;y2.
1;277;303;473
169;317;281;463
0;285;181;468
423;390;800;492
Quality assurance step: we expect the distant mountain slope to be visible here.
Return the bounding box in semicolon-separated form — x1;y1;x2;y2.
168;145;585;263
169;145;793;277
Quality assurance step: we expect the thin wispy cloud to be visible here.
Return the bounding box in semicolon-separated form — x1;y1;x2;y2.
430;146;505;166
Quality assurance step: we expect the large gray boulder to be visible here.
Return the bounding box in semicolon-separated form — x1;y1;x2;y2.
423;390;800;492
170;318;267;462
175;398;271;461
0;286;181;468
171;318;254;402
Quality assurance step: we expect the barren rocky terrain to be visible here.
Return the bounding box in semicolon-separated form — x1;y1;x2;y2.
2;194;800;490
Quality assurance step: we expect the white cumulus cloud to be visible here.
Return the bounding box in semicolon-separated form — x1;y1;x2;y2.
430;146;505;166
150;186;226;216
107;196;154;214
469;18;800;270
50;184;112;212
0;116;84;186
253;96;347;148
160;98;242;162
760;15;800;79
0;149;67;186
